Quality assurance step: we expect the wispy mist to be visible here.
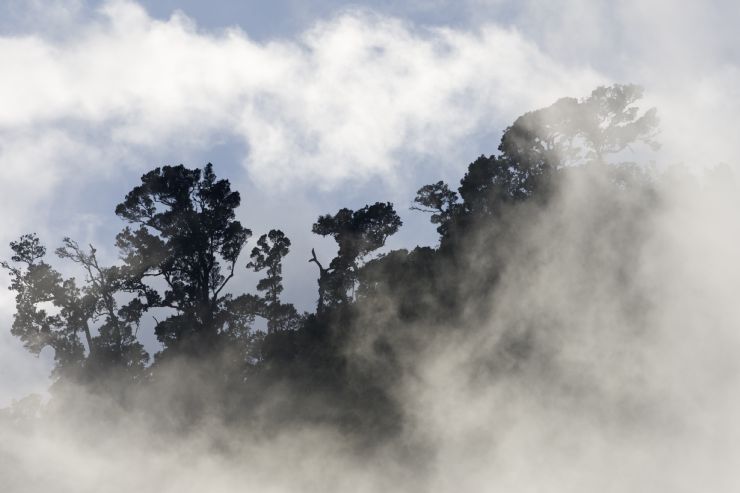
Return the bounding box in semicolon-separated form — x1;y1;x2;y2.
2;1;740;492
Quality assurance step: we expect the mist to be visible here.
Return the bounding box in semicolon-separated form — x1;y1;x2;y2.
2;141;740;493
3;2;740;493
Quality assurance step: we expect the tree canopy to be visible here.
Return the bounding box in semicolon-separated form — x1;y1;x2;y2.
114;163;252;356
3;83;661;440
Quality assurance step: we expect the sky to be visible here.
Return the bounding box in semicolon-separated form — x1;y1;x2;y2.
0;0;739;405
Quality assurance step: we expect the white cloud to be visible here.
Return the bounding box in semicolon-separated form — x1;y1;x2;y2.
2;0;739;215
468;0;740;168
0;0;602;194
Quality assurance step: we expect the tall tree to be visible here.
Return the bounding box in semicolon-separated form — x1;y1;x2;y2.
115;163;252;356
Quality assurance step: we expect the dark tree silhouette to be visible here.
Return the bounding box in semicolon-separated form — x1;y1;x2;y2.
114;163;252;356
247;229;300;332
55;238;148;377
414;84;658;243
457;154;542;215
412;181;460;238
310;202;402;311
2;234;148;385
3;234;85;376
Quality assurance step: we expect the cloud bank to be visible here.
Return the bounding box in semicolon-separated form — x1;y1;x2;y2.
0;0;601;192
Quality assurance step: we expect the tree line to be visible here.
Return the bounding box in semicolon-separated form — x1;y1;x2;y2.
3;84;660;439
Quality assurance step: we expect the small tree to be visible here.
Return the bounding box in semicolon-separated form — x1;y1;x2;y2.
247;229;299;332
412;181;461;238
310;202;402;311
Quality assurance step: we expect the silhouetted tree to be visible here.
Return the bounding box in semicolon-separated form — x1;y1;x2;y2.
412;153;538;247
412;181;461;238
415;84;658;243
55;238;148;377
2;234;148;385
310;203;402;311
457;154;543;215
115;163;252;356
248;229;300;332
3;235;85;377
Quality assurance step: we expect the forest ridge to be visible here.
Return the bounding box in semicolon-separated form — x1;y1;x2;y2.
2;84;659;438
